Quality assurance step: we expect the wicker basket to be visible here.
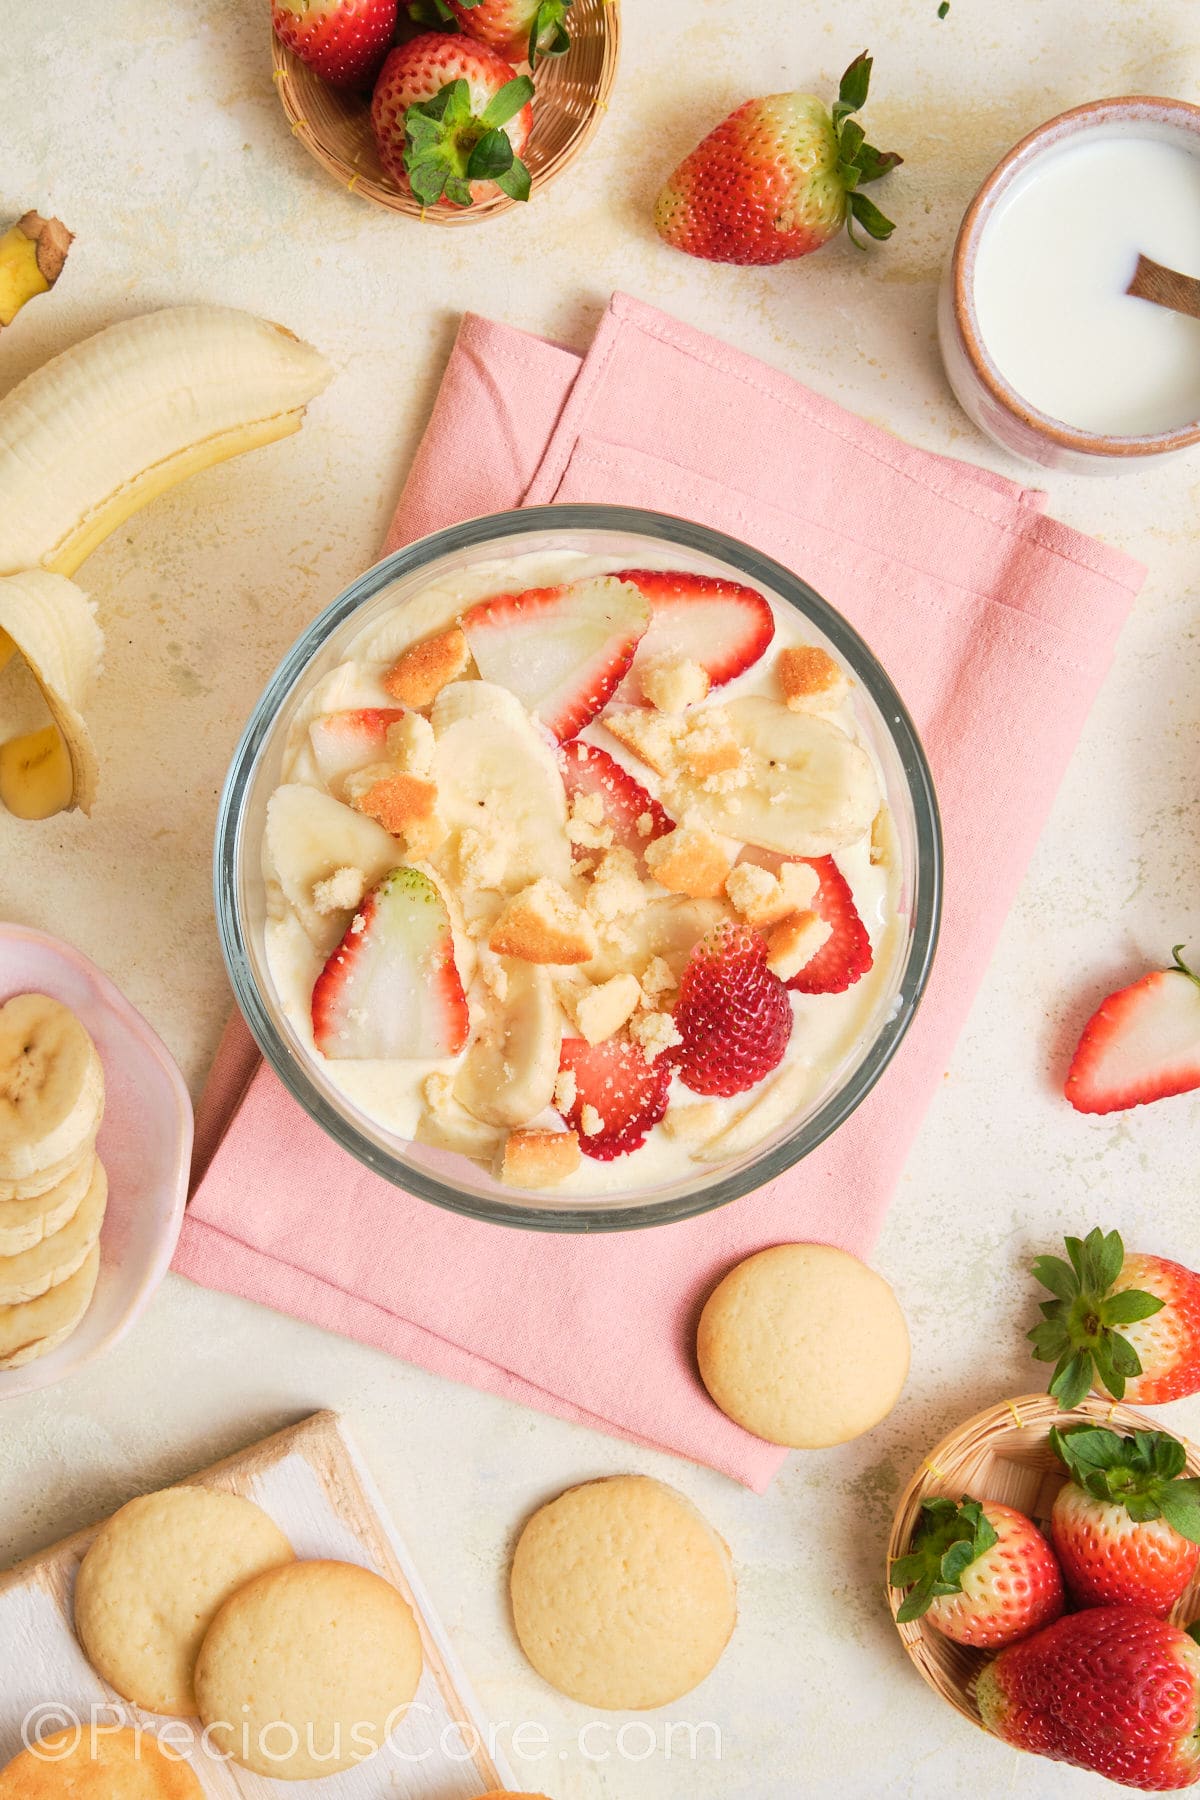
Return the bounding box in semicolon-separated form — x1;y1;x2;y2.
886;1392;1200;1727
271;1;621;223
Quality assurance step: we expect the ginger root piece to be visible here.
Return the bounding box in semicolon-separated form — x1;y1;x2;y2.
0;212;73;331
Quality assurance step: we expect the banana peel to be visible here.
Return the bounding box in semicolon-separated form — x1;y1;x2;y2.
0;572;102;818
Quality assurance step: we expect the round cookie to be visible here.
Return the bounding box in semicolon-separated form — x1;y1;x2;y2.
194;1559;423;1779
0;995;104;1183
74;1487;295;1716
0;1241;99;1368
0;1725;201;1797
510;1475;736;1710
697;1242;910;1448
0;1148;97;1258
0;1158;106;1304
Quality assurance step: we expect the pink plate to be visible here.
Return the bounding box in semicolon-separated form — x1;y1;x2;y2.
0;923;192;1398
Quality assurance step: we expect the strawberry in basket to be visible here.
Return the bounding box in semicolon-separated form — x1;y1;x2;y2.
889;1495;1063;1648
1049;1423;1200;1615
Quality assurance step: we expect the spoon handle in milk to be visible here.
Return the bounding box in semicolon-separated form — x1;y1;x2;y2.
1127;254;1200;322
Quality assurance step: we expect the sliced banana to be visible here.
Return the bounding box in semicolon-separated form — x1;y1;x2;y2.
0;571;103;817
0;1157;106;1305
0;995;104;1184
454;959;562;1128
0;306;332;579
0;1147;96;1257
582;896;727;984
264;785;400;955
690;1063;815;1161
432;681;570;894
0;1129;99;1204
0;1240;99;1367
668;697;880;858
415;1097;504;1164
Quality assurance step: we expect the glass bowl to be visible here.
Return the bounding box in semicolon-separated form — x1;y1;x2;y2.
215;506;941;1232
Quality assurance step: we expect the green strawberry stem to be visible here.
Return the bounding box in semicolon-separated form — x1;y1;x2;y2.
1170;944;1200;989
527;0;571;68
831;52;903;247
1051;1424;1200;1541
404;75;534;207
890;1496;998;1623
1029;1227;1165;1410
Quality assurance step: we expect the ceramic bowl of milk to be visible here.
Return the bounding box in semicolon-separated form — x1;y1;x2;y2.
939;96;1200;472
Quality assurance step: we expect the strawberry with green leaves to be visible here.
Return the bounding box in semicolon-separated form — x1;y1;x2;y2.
372;34;534;207
655;52;902;266
1050;1425;1200;1615
890;1496;1063;1648
1029;1227;1200;1408
445;0;572;68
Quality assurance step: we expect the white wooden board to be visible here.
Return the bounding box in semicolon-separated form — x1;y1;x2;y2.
0;1411;512;1794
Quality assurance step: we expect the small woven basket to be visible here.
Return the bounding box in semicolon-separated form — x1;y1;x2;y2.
271;1;621;223
886;1392;1200;1727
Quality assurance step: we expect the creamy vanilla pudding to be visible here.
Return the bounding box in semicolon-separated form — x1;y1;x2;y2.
259;548;906;1200
973;134;1200;436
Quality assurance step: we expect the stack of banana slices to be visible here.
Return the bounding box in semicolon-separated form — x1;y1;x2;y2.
0;305;331;819
0;993;107;1369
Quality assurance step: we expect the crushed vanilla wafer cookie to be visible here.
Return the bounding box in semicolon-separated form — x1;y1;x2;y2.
645;823;733;900
383;625;471;708
489;879;599;964
501;1127;582;1187
641;657;710;714
778;643;849;711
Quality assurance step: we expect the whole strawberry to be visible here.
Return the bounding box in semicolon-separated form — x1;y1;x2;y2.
1066;945;1200;1114
372;35;533;207
672;921;792;1097
272;0;398;88
446;0;571;68
1029;1226;1200;1408
977;1607;1200;1790
1049;1424;1200;1615
655;52;902;266
890;1496;1063;1649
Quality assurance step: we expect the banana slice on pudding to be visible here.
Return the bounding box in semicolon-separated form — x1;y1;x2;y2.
432;681;571;895
454;960;562;1129
667;697;879;858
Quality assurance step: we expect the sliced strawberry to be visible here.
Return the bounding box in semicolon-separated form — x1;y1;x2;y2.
558;742;673;867
613;570;775;700
556;1036;671;1160
309;708;408;796
461;577;650;743
1066;948;1200;1115
786;855;873;995
312;866;468;1059
672;920;792;1097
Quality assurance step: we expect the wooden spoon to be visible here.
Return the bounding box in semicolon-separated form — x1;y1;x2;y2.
1127;253;1200;321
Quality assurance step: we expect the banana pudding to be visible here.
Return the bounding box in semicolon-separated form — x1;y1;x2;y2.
262;549;905;1197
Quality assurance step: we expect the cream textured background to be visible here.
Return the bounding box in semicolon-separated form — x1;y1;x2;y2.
2;2;1200;1794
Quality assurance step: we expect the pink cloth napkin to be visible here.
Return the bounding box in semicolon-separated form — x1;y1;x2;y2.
174;292;1144;1491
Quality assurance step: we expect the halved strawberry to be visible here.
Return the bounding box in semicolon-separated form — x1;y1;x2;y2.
309;708;408;796
558;741;673;867
787;855;873;995
461;578;650;742
556;1036;671;1160
672;920;792;1096
1066;947;1200;1114
312;866;468;1059
614;570;775;700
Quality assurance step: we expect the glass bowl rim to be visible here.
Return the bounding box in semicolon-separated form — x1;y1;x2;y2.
214;504;943;1233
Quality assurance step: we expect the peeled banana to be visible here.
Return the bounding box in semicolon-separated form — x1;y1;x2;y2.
0;306;331;579
0;305;331;819
0;571;102;816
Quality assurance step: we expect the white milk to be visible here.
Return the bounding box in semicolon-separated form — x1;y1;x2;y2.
973;133;1200;435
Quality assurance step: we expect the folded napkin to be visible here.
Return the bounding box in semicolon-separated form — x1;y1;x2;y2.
175;292;1144;1491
